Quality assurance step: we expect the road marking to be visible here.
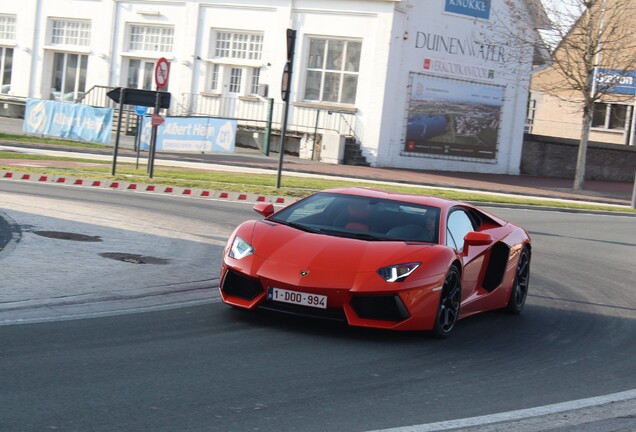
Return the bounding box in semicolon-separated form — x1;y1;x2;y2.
367;389;636;431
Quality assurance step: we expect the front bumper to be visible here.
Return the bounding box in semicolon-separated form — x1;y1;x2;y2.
219;264;444;331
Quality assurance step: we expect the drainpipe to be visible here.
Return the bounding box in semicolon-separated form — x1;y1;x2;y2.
108;1;119;87
28;0;43;97
187;2;202;114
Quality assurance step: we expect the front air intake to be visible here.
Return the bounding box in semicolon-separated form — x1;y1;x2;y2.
221;269;264;300
350;295;410;321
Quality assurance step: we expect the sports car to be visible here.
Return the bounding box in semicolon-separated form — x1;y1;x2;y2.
219;187;531;337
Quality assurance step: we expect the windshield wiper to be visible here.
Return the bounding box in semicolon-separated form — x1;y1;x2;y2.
346;232;384;241
271;219;320;234
317;229;384;241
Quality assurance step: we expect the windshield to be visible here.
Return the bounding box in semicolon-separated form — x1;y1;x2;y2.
269;192;440;243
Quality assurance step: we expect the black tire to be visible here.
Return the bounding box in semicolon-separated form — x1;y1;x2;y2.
506;247;530;315
431;265;462;338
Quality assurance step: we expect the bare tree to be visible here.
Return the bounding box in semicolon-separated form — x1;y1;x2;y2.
534;0;636;190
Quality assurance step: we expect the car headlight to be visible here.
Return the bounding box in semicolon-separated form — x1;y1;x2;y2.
229;236;254;260
377;262;421;282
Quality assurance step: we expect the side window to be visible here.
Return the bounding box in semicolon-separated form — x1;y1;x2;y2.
446;210;475;252
446;228;458;250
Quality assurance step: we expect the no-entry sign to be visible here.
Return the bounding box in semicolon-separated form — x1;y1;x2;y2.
155;58;170;89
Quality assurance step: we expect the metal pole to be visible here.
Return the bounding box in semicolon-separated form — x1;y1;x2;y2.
312;109;320;161
276;99;291;189
276;29;297;189
111;87;125;176
264;97;274;156
631;170;636;209
630;97;636;209
629;93;636;147
135;114;142;170
148;92;161;178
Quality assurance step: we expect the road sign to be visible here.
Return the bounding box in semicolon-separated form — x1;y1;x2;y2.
106;87;171;108
281;61;291;102
155;58;170;89
134;105;148;116
286;29;297;62
281;29;296;102
151;114;165;126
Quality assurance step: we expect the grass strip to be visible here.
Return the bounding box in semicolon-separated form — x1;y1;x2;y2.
0;132;109;149
1;157;633;213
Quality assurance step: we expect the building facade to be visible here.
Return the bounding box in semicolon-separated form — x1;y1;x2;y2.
528;0;636;147
0;0;546;174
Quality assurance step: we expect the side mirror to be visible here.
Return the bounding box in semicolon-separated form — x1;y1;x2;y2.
253;202;275;217
464;231;493;247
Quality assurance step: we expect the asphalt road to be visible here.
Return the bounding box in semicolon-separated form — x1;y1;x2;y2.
0;181;253;323
1;182;635;432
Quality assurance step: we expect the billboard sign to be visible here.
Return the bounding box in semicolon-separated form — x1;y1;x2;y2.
444;0;491;20
23;99;113;144
595;68;636;96
405;73;503;160
139;116;237;153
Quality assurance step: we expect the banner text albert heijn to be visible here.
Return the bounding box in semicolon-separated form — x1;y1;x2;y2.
139;116;237;153
23;99;113;144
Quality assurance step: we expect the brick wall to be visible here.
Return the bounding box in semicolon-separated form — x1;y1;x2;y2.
521;134;636;182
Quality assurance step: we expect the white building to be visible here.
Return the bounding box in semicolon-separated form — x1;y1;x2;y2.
0;0;547;174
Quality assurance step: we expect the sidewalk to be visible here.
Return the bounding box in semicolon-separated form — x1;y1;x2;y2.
0;115;633;206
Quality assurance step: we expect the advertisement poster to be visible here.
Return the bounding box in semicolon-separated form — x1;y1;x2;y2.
595;68;636;96
444;0;491;19
405;73;503;160
139;116;237;153
23;99;113;144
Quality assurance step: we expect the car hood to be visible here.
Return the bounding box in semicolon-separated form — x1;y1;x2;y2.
248;220;432;273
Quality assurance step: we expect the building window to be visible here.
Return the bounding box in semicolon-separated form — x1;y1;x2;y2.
0;47;12;94
206;63;260;96
208;63;220;92
304;38;361;105
214;31;263;60
129;26;174;52
229;67;242;93
207;30;263;97
591;103;629;130
51;20;91;46
51;52;88;101
0;15;16;40
127;59;159;90
525;97;536;133
250;68;260;95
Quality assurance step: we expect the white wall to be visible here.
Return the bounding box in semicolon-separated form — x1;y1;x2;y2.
376;0;536;174
3;0;535;174
290;0;396;158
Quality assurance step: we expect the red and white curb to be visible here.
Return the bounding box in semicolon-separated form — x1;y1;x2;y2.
0;169;298;205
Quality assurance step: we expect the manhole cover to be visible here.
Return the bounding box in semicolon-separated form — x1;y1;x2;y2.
99;252;169;265
33;231;102;242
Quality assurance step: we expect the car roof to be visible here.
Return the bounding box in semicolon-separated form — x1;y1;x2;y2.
321;187;463;210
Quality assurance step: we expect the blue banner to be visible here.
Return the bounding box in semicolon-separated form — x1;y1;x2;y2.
445;0;491;19
23;99;113;144
139;116;237;153
596;68;636;96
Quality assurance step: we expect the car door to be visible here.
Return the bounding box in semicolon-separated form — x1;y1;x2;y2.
446;208;485;308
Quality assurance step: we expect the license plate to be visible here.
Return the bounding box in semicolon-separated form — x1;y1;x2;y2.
267;287;327;309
